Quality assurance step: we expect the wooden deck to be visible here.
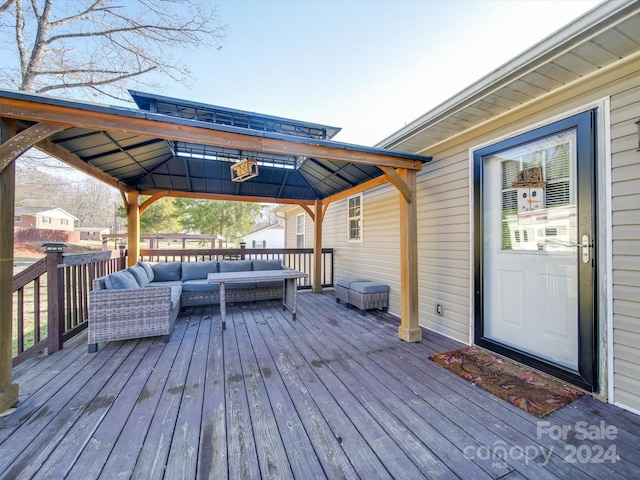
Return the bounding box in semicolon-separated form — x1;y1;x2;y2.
1;291;639;479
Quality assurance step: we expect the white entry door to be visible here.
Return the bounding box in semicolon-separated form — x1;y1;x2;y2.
483;130;579;369
474;110;597;391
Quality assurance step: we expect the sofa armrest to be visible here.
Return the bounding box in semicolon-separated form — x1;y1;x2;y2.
90;285;172;306
88;286;177;347
89;286;175;323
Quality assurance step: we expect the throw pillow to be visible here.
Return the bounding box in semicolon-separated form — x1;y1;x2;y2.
127;266;149;287
108;270;140;290
136;261;155;282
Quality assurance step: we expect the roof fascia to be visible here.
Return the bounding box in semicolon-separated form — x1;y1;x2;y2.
50;207;79;220
378;0;640;149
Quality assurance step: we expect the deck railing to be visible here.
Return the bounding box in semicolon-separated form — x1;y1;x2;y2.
139;247;334;289
11;247;333;365
11;249;126;366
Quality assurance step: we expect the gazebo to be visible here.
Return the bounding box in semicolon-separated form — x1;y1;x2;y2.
0;88;431;414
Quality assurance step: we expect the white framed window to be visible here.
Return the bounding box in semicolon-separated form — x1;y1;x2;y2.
14;215;21;222
41;216;51;224
61;218;69;226
347;193;363;242
296;213;305;248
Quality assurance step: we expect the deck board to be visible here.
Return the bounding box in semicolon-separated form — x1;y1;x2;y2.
131;305;202;480
37;339;160;480
196;305;228;480
99;312;189;479
299;295;618;480
251;303;360;479
259;301;396;479
1;290;639;479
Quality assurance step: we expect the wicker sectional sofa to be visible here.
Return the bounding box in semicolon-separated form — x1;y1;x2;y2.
88;259;284;352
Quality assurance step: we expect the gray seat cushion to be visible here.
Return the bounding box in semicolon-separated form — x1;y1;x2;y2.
151;262;181;282
225;282;257;290
220;260;251;272
220;260;253;289
181;261;218;281
336;278;368;288
253;259;283;288
350;281;389;294
252;259;282;271
170;286;182;310
182;279;220;292
147;281;183;288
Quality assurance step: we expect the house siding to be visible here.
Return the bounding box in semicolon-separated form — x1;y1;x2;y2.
610;78;640;413
283;55;640;407
283;207;314;249
409;56;639;402
418;57;640;405
324;186;403;310
415;154;472;341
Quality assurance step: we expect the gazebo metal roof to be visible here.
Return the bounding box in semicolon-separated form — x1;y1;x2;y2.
1;89;431;203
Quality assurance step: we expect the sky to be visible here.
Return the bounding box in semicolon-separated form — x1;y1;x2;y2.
162;0;603;147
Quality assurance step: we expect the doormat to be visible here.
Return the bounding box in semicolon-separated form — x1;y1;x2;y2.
428;346;583;418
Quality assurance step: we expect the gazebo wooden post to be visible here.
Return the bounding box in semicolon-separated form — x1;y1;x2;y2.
126;191;140;267
397;169;421;342
0;119;19;414
313;199;323;293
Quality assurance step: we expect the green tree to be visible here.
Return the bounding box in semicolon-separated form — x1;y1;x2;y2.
117;196;179;233
173;199;261;241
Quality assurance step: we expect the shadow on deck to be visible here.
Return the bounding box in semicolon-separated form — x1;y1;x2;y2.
1;291;639;479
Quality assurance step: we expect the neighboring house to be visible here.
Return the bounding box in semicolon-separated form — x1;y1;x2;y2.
242;223;285;249
282;1;640;414
75;227;111;241
14;207;78;232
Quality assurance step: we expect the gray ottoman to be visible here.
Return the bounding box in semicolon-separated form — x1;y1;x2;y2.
335;278;368;306
348;281;389;314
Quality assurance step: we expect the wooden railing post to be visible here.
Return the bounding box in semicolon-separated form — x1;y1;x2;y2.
45;243;65;353
119;243;127;270
239;242;246;260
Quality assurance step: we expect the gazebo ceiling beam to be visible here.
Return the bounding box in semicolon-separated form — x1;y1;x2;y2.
36;139;132;192
0;97;424;172
324;174;389;206
137;189;316;206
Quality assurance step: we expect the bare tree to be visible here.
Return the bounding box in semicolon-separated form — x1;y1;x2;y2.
2;0;227;238
0;0;226;100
